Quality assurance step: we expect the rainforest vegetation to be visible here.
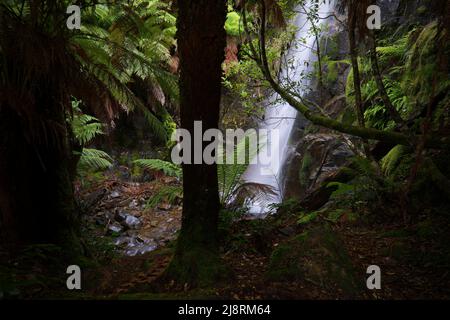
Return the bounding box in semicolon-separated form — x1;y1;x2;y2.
0;0;449;300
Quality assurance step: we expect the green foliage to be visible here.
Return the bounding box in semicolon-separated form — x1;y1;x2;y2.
133;159;182;178
380;145;408;176
77;148;113;171
225;11;241;37
69;100;113;173
299;151;313;186
133;158;182;208
327;157;396;215
146;185;182;208
328;182;354;198
79;1;179;141
376;35;408;65
297;211;319;225
322;57;350;86
267;226;359;295
71;102;105;145
217;131;275;209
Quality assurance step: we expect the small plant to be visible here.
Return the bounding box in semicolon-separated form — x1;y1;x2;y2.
69;99;113;173
134;159;182;208
134;159;182;178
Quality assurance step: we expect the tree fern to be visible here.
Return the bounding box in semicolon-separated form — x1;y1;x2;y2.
217;131;275;207
70;101;105;145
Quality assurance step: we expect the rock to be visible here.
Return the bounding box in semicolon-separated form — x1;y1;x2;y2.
122;214;141;229
300;166;354;211
114;235;157;256
114;210;127;222
129;199;139;208
110;190;120;198
285;132;354;201
95;216;107;226
278;226;296;237
107;223;123;234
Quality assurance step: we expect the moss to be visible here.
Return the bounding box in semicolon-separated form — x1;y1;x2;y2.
299;151;313;187
416;6;427;15
163;246;230;288
267;226;360;296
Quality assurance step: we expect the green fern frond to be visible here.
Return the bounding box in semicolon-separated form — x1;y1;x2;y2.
146;185;182;208
78;148;113;171
134;159;182;178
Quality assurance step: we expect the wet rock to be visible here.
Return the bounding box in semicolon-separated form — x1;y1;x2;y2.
95;216;107;226
114;211;141;229
119;214;141;229
107;223;123;234
298;133;353;196
110;190;120;198
278;226;296;237
114;210;127;222
114;235;157;256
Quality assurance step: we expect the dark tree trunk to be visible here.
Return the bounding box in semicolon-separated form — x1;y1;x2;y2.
0;98;81;255
348;13;373;158
164;0;227;286
348;16;365;129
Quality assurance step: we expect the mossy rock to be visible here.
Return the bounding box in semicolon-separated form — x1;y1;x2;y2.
267;226;360;297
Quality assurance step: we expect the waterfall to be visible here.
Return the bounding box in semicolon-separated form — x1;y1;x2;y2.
242;0;336;216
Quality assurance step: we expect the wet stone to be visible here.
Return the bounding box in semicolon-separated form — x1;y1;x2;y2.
107;223;123;234
110;190;121;198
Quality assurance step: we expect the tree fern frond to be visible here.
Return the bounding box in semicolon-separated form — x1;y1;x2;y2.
134;159;182;178
78;148;113;171
146;185;182;208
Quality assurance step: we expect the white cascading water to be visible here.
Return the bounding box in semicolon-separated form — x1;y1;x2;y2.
242;0;335;216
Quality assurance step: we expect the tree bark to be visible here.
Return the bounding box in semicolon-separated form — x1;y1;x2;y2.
348;15;365;129
0;102;81;255
163;0;227;287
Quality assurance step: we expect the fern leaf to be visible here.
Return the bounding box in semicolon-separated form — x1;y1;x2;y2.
133;159;182;178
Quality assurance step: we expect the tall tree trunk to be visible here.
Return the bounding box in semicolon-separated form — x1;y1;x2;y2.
0;96;81;256
348;16;365;128
348;13;372;158
163;0;227;287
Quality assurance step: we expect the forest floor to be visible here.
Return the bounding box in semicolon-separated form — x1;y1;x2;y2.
2;173;449;300
80;218;450;300
72;174;450;300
